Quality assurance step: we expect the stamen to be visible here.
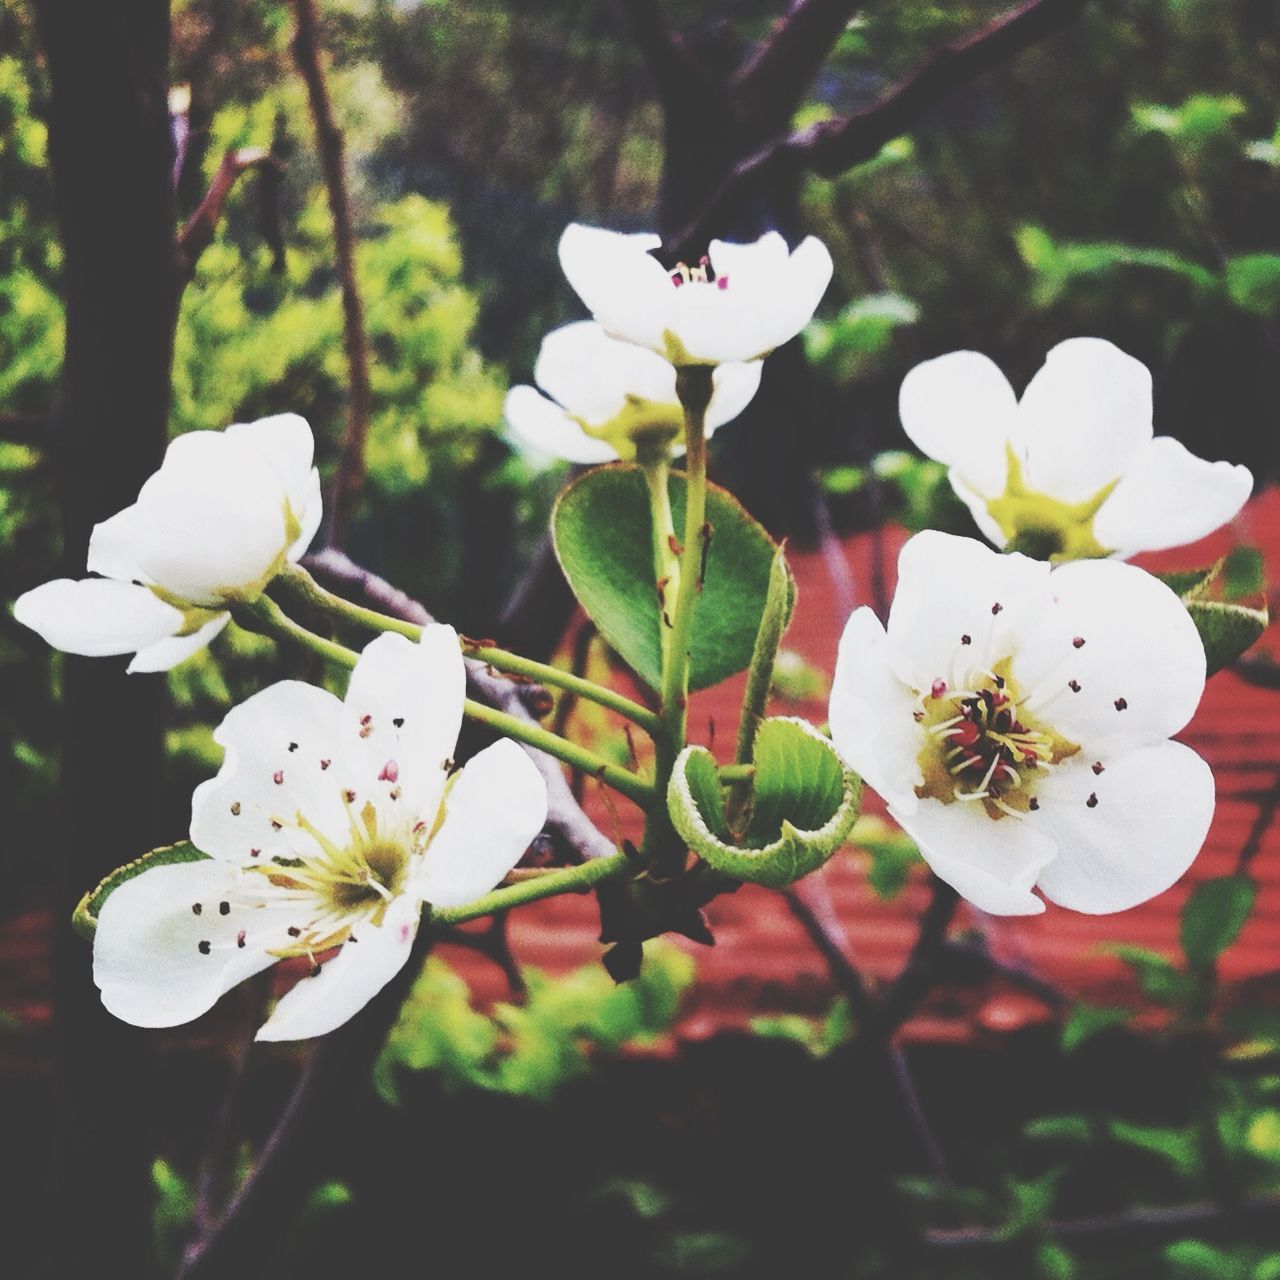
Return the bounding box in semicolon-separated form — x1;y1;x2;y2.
219;901;230;916
273;770;284;785
197;940;211;955
1086;792;1099;808
1072;637;1086;649
930;678;948;699
1092;761;1105;775
230;802;241;816
960;634;972;646
379;759;400;783
1068;680;1081;693
393;717;405;728
191;902;202;916
1114;697;1128;711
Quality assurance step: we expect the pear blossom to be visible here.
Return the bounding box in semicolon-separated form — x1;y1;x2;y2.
92;626;548;1040
829;531;1214;916
505;321;762;464
13;414;322;672
899;338;1252;561
558;224;833;366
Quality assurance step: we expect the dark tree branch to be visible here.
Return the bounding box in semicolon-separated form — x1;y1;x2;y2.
733;0;863;126
880;877;960;1032
666;0;1088;255
177;146;282;278
303;548;618;863
290;0;372;548
618;0;713;107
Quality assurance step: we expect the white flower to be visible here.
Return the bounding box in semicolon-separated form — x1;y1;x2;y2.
830;531;1214;916
505;321;762;464
899;338;1252;561
13;414;322;672
92;626;548;1040
558;224;833;366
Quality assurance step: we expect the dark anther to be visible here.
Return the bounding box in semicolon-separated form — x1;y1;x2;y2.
393;717;405;728
1114;697;1128;711
287;926;302;937
991;602;1003;615
198;940;212;955
320;759;331;770
250;848;261;858
270;819;283;831
288;742;298;752
1028;797;1040;811
309;963;322;978
236;931;246;948
273;770;284;785
1072;636;1086;649
218;901;230;916
960;634;972;646
1092;761;1105;775
191;903;203;916
1068;679;1081;692
1086;793;1099;808
230;801;241;816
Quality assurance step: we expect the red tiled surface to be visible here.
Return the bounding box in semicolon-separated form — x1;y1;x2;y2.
4;491;1280;1054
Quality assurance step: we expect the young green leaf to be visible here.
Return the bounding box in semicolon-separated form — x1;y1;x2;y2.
1185;599;1268;676
73;842;211;940
1180;873;1256;970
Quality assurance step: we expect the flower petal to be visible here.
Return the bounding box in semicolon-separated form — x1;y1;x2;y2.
224;413;316;518
93;861;281;1028
534;321;676;425
949;473;1009;548
413;738;548;908
339;627;466;827
885;531;1052;692
190;680;349;863
1017;338;1153;501
13;578;183;657
255;894;421;1042
128;430;292;605
899;351;1018;498
752;235;834;355
889;799;1054;916
289;464;324;562
1033;743;1214;914
558;224;669;354
1093;436;1253;557
829;607;925;814
505;386;619;465
1013;559;1205;755
128;612;230;674
86;504;151;582
706;360;764;431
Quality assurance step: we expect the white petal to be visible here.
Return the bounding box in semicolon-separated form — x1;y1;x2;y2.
1017;338;1153;501
256;894;421;1042
706;360;764;430
129;430;291;605
413;739;548;908
558;224;670;355
753;235;835;355
128;612;230;673
339;627;466;827
86;504;150;582
13;578;183;657
885;531;1052;691
949;473;1009;548
505;386;619;466
1033;743;1214;914
1093;437;1253;557
534;321;676;424
889;799;1054;916
190;680;350;863
828;607;925;814
93;861;281;1028
899;351;1018;498
1012;559;1205;755
289;466;324;562
668;284;765;364
706;230;791;280
224;413;317;518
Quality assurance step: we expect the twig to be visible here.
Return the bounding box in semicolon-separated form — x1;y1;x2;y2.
177;147;281;278
617;0;712;106
1237;765;1280;873
442;913;526;998
665;0;1088;256
880;876;960;1032
290;0;372;547
303;548;617;863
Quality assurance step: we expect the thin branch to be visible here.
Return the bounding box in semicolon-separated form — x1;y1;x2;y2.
304;548;618;863
290;0;372;548
666;0;1088;255
880;877;960;1032
733;0;863;125
618;0;712;107
177;147;281;278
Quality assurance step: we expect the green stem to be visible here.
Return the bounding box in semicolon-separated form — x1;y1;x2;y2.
432;851;632;926
641;456;681;668
277;563;659;735
237;597;654;806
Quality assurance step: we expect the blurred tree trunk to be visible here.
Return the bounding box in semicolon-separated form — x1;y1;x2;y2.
31;3;178;1276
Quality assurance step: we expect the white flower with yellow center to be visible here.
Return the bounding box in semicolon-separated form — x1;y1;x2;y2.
14;414;322;672
558;224;833;366
900;338;1252;561
830;532;1214;916
505;321;762;464
92;626;548;1040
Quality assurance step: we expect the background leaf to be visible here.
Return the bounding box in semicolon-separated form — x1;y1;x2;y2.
1180;873;1256;970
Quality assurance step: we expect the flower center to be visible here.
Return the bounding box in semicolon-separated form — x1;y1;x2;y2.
914;658;1078;820
669;254;729;291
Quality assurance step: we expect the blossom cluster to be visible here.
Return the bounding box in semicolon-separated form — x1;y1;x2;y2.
11;219;1254;1038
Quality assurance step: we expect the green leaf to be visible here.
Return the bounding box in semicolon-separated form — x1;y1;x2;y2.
1108;1120;1200;1178
552;463;794;692
1157;565;1219;600
668;718;861;887
1223;546;1265;600
1109;945;1197;1007
1023;1114;1093;1143
853;816;922;900
1061;1004;1130;1052
73;841;211;940
1226;253;1280;318
1186;599;1268;676
1180;873;1256;969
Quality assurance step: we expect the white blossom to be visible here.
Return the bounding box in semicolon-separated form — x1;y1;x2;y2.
505;321;762;464
92;626;548;1040
899;338;1252;560
14;414;322;672
558;224;833;366
830;531;1214;916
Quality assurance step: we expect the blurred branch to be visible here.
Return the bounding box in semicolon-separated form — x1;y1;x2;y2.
880;877;960;1031
1237;765;1280;873
304;548;618;863
177;147;282;279
290;0;372;548
666;0;1088;255
618;0;715;107
441;913;527;998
